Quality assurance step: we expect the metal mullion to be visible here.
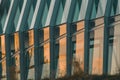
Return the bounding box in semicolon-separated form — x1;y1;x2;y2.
84;0;94;74
49;0;61;79
19;31;29;80
66;0;77;76
5;34;12;80
32;0;46;79
103;0;113;74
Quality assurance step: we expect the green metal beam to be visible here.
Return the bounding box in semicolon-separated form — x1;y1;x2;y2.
32;0;46;80
18;0;33;80
5;34;16;80
84;0;94;74
19;31;28;80
66;0;76;76
3;0;19;80
49;0;61;79
103;0;113;75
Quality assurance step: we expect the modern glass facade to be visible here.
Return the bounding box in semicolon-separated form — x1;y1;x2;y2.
0;0;120;80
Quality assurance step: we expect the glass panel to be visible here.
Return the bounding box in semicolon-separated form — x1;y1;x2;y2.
42;43;50;79
1;1;11;29
42;27;50;79
73;21;84;74
14;33;20;80
76;21;84;30
60;24;66;36
89;19;104;75
44;27;49;41
56;24;66;78
114;15;120;22
75;32;84;72
27;30;34;80
108;23;120;75
0;35;6;80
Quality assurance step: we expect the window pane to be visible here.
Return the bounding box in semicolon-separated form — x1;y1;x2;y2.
108;23;120;75
89;19;104;75
74;21;84;74
0;35;6;79
27;30;35;80
56;24;66;78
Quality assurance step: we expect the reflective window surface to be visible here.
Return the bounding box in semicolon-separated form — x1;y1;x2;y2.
0;35;6;79
89;18;104;75
108;20;120;75
1;15;120;79
74;21;84;73
56;24;66;78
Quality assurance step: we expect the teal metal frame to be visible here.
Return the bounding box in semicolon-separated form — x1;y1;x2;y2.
18;0;35;80
84;0;94;74
0;0;120;80
4;0;20;80
66;0;77;76
49;0;61;79
103;0;113;75
33;0;46;79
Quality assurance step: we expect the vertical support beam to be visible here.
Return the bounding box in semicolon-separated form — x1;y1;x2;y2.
66;0;76;76
103;0;113;74
54;27;60;78
3;0;19;79
16;0;32;79
5;34;16;80
84;21;91;73
31;0;46;80
5;34;11;80
49;0;60;79
49;26;55;79
84;0;94;73
34;28;44;80
66;23;73;76
34;28;39;80
19;31;28;80
19;32;25;80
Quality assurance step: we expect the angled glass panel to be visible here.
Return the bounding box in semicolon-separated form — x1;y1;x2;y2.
14;1;23;30
110;0;119;16
90;0;99;19
73;0;82;22
28;5;35;28
42;3;49;27
55;0;66;25
0;0;11;32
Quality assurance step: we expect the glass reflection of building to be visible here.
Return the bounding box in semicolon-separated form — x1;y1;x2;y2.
0;0;120;80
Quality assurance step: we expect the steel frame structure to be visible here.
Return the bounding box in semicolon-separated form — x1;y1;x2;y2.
0;0;120;80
